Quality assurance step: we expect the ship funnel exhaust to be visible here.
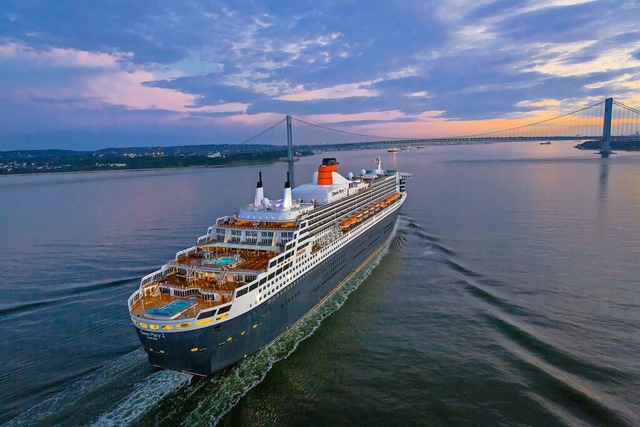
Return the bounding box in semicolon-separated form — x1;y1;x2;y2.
283;171;292;209
254;171;264;207
375;156;383;174
316;158;338;186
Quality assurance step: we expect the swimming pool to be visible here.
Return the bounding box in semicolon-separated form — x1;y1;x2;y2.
147;299;196;318
215;256;236;266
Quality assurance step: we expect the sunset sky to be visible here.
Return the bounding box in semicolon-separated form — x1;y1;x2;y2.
1;0;639;150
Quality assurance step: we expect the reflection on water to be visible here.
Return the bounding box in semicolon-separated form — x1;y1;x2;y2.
599;160;609;201
597;160;609;227
2;143;640;425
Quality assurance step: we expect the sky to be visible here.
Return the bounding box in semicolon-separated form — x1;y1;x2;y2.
1;0;639;150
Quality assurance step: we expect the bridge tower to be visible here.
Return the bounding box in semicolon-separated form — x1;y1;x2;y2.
600;97;613;158
286;115;295;187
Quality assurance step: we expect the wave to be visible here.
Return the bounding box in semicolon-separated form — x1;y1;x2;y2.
495;327;636;426
0;276;140;319
92;371;192;426
187;232;398;426
399;215;455;256
4;350;151;426
402;217;640;426
452;263;636;425
6;226;402;426
143;230;401;426
444;258;482;277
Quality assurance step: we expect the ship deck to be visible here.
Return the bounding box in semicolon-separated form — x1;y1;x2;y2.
130;246;277;320
174;245;276;272
217;217;297;230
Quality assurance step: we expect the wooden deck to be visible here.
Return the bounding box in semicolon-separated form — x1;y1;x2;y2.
217;218;297;230
130;292;225;319
131;247;277;320
174;246;275;272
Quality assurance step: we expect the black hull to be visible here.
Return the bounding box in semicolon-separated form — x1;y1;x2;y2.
135;209;400;376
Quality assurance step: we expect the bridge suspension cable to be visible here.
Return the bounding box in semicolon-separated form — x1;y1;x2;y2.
229;98;640;150
289;117;405;145
457;101;606;140
612;100;640;137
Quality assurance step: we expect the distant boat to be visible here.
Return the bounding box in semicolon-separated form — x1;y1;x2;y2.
416;145;427;149
400;146;411;151
540;141;551;145
388;147;399;153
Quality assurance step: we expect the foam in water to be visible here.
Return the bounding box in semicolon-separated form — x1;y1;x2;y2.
178;230;399;426
8;227;400;427
5;349;149;426
93;370;192;426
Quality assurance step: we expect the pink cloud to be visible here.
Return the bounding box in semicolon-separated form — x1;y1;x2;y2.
0;41;126;68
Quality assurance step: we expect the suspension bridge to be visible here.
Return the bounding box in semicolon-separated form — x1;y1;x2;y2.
236;97;640;185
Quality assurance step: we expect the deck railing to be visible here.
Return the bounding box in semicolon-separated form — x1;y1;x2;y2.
175;246;197;260
141;270;165;286
127;290;141;311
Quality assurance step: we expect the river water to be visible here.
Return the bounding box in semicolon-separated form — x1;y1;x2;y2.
1;142;639;426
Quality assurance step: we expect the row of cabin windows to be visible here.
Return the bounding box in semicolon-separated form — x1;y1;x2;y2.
304;187;396;236
243;225;357;305
214;227;296;245
235;204;388;302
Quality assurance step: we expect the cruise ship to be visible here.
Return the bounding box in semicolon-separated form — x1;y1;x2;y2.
128;157;411;376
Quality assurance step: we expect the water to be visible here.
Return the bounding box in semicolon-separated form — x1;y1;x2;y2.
1;142;639;426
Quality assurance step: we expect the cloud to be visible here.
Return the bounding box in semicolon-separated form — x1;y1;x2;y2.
1;1;640;150
524;41;640;77
85;71;248;113
0;41;247;116
302;110;407;125
388;66;419;79
276;80;382;101
0;40;127;68
516;98;562;108
408;91;431;98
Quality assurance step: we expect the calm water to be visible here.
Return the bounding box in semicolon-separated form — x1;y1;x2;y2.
1;142;639;426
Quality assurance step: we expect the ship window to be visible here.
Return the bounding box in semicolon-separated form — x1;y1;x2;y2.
236;288;248;297
198;309;217;319
249;283;258;291
269;272;275;280
218;305;231;314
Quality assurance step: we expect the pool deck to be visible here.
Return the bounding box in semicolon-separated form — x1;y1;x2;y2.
173;247;275;273
147;299;197;319
130;292;220;320
130;247;277;320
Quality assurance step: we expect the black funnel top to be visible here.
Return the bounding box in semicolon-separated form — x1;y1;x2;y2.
257;171;263;188
285;171;291;188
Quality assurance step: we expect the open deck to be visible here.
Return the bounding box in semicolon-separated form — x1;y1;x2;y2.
130;246;277;320
174;246;275;273
130;292;221;320
217;217;297;230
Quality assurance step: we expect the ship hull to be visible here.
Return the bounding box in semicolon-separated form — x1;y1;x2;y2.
134;208;401;376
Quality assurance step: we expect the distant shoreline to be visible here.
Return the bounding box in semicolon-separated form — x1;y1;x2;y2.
0;159;293;178
574;138;640;151
0;147;309;176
